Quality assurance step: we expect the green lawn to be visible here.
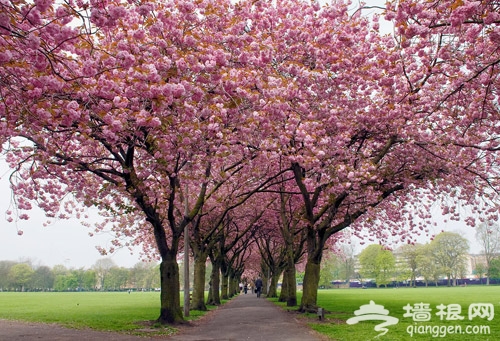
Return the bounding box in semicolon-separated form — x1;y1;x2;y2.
1;287;498;340
272;286;499;340
0;291;211;336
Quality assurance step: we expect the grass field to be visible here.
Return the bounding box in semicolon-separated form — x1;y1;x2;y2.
0;291;212;336
1;287;498;340
272;286;500;340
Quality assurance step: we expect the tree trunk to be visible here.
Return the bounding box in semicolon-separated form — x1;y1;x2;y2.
220;258;229;299
261;276;268;296
279;268;289;302
157;253;183;324
279;257;297;306
267;272;279;298
229;275;238;297
206;279;213;304
207;258;221;305
286;263;297;307
299;259;321;312
221;272;229;300
227;270;234;298
191;251;208;311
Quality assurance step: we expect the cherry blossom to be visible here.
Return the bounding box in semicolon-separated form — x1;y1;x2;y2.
1;0;499;319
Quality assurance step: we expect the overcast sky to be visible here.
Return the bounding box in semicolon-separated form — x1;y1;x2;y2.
0;161;143;269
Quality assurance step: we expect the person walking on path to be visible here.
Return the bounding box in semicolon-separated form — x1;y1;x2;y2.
167;292;324;341
255;277;263;298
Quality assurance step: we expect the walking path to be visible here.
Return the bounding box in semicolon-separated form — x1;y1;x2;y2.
0;293;325;341
168;293;324;341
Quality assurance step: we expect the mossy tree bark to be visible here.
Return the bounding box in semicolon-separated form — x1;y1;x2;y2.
221;260;229;300
158;253;183;323
234;270;243;295
191;250;208;311
229;272;239;297
299;258;321;312
190;215;211;311
207;252;222;305
275;182;306;307
278;268;289;303
279;256;297;306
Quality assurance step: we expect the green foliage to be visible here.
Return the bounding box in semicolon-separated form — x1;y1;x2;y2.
358;244;395;287
8;263;34;291
392;262;412;285
0;259;162;292
104;267;129;290
473;262;487;279
489;258;500;279
32;266;55;290
296;271;305;284
416;243;441;286
399;244;422;286
54;273;79;292
430;232;469;286
375;249;395;287
358;232;471;288
0;261;16;289
319;252;339;288
319;249;356;287
78;269;97;290
358;244;383;280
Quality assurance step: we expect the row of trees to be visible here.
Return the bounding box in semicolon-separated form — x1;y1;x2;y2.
357;226;500;287
319;223;500;288
1;0;499;324
0;259;160;292
359;232;470;287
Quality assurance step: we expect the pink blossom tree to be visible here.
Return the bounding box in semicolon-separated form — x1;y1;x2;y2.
237;0;500;311
1;0;272;323
1;0;499;320
205;195;271;304
265;175;308;306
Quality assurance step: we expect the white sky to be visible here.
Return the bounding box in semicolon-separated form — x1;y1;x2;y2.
349;211;483;255
0;161;143;269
